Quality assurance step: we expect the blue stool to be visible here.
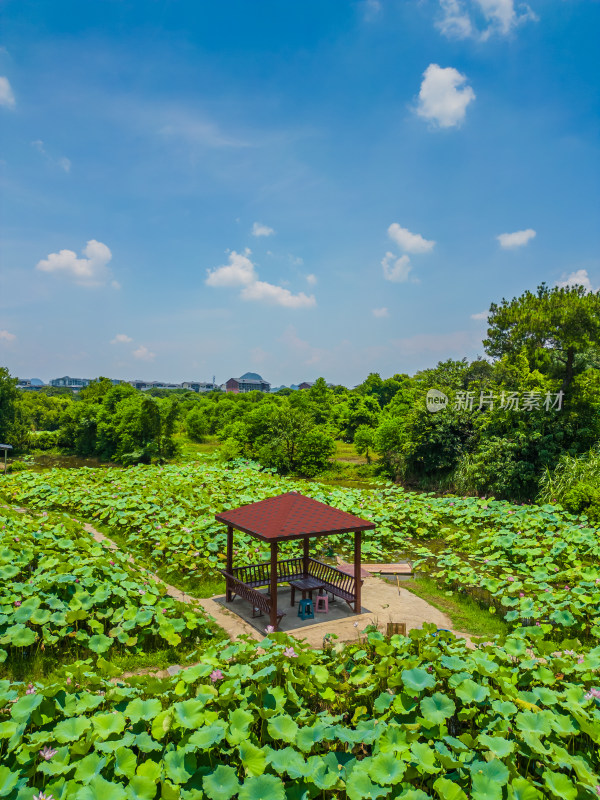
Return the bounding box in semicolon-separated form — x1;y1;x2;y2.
298;599;314;620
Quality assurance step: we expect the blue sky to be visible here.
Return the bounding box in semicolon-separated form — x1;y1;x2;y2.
1;0;598;386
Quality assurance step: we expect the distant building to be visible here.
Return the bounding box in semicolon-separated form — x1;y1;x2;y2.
50;376;92;389
225;372;271;393
141;381;182;391
182;381;218;393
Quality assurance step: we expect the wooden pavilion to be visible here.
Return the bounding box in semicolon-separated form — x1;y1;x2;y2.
215;492;376;630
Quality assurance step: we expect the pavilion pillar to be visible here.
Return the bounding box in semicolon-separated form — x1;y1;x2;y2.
270;541;279;630
302;536;309;577
226;526;233;602
354;530;362;613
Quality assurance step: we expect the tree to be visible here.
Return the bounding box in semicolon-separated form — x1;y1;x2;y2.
484;283;600;393
0;368;19;444
186;407;209;441
354;425;375;462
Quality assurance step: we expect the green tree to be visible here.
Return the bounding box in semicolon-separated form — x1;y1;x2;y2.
186;407;209;441
484;283;600;392
354;425;375;462
0;368;19;444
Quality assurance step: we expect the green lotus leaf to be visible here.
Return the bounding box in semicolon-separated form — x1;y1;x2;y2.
471;773;502;800
93;712;126;739
542;770;577;800
203;765;240;800
267;714;298;744
6;625;36;647
433;777;468;800
455;679;489;705
420;692;456;724
367;752;405;785
345;768;389;800
173;698;208;729
54;715;92;743
266;746;307;779
135;732;162;753
296;723;328;752
124;775;157;800
515;711;553;736
10;692;42;723
88;634;113;653
74;752;107;784
114;747;137;779
187;722;227;750
238;774;285;800
136;759;162;782
76;773;128;800
163;748;196;784
507;777;543;800
125;698;162;723
410;742;439;773
0;766;19;798
503;638;527;657
550;610;576;626
227;708;254;745
239;741;267;777
401;668;436;693
151;710;172;740
477;734;514;758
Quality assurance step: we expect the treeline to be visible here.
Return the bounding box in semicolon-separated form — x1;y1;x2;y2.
1;283;599;507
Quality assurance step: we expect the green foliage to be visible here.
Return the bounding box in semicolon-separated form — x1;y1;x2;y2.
185;407;209;442
2;628;600;799
0;506;213;675
484;282;600;392
354;425;375;462
539;446;600;523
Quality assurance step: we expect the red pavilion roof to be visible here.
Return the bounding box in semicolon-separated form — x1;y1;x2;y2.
215;492;375;542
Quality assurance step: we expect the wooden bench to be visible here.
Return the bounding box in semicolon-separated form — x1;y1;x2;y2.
224;556;362;614
221;572;286;625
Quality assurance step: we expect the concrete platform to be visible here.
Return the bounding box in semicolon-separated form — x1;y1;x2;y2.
211;576;473;648
214;585;370;635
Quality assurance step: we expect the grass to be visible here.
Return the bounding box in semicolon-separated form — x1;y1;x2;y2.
174;434;221;461
401;576;510;639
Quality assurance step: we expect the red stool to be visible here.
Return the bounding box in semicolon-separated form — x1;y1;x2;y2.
315;595;329;613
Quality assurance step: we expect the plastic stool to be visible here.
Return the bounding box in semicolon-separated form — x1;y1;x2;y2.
315;595;329;613
297;599;314;620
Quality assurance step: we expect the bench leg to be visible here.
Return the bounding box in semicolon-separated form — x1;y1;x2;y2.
290;586;296;607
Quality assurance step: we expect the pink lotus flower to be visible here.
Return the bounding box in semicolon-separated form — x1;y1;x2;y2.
519;593;525;598
14;537;19;542
265;625;274;634
14;600;21;607
564;586;570;591
210;669;224;682
39;746;58;761
507;577;514;582
33;793;53;800
26;683;36;695
283;647;298;658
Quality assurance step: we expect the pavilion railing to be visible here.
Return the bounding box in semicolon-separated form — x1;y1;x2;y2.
227;557;360;607
221;571;285;624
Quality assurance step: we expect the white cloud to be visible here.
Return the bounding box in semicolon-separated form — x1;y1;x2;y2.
471;310;488;320
306;274;317;286
111;334;133;344
241;280;316;308
416;64;475;128
36;240;115;287
132;345;155;361
207;249;316;308
251;222;275;237
31;141;71;172
0;77;15;109
206;250;257;287
388;223;435;254
556;269;598;293
436;0;537;40
372;307;389;318
497;228;536;248
0;329;16;342
363;0;382;21
382;252;414;283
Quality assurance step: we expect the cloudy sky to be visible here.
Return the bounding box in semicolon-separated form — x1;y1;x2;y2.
1;0;598;386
